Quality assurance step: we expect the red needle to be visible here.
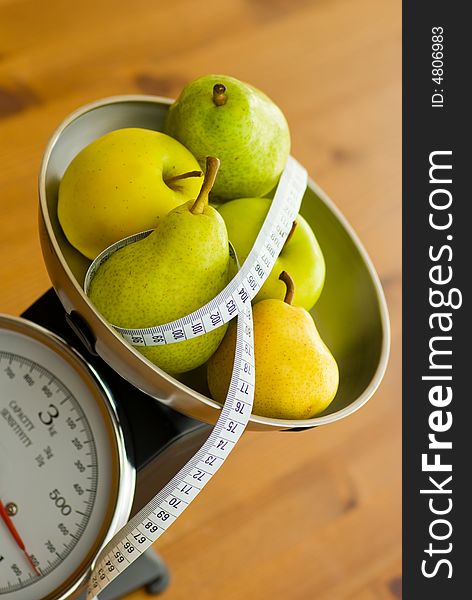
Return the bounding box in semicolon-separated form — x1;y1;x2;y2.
0;499;41;577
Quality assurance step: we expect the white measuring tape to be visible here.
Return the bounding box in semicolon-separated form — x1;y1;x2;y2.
84;156;307;599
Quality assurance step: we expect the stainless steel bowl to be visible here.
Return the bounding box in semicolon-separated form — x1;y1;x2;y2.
38;95;390;431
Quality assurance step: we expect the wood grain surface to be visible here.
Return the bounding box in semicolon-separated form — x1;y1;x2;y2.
0;0;401;598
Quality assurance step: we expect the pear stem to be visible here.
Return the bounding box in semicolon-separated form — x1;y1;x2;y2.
213;84;227;106
190;157;220;214
164;170;203;186
279;271;295;305
283;220;298;249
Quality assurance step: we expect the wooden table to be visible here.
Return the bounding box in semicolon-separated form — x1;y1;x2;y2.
0;0;401;597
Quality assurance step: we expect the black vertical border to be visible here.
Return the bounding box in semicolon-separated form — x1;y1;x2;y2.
403;3;468;598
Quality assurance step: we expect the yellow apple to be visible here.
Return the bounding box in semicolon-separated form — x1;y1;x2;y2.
218;197;325;310
58;128;202;259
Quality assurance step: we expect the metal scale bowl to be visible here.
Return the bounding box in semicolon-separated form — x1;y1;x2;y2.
38;95;390;432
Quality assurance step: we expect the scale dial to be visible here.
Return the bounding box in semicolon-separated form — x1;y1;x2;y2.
0;315;134;600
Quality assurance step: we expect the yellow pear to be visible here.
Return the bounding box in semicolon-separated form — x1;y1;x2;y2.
207;272;339;419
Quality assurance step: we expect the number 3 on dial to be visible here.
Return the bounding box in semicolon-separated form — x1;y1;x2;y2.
39;404;59;426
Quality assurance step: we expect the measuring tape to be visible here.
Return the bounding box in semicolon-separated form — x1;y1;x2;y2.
84;156;307;599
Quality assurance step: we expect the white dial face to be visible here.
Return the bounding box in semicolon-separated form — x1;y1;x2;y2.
0;322;127;599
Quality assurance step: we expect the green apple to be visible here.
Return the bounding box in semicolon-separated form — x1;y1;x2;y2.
58;128;203;259
218;197;325;310
164;74;290;200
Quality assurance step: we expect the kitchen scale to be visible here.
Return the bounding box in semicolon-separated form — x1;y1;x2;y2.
0;96;390;599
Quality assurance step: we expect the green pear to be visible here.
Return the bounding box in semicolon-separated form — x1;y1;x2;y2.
164;74;290;200
218;197;325;310
88;157;229;375
58;128;203;259
207;272;339;419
